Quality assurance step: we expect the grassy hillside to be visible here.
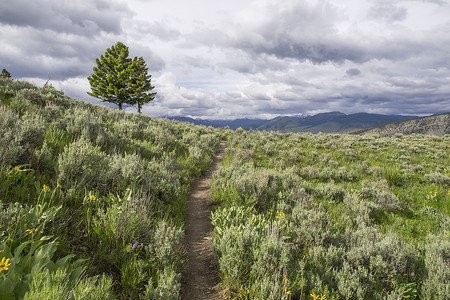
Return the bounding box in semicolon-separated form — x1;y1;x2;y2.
0;77;222;299
349;112;450;136
211;130;449;299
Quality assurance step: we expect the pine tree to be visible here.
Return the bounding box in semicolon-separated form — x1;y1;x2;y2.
1;69;11;78
129;56;156;113
88;42;156;111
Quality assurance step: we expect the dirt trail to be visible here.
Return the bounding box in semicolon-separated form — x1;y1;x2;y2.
180;141;226;300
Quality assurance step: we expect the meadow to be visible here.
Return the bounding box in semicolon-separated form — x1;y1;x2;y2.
0;77;222;299
1;77;449;299
211;129;449;299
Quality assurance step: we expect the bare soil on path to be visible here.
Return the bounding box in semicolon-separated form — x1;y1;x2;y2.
180;141;226;300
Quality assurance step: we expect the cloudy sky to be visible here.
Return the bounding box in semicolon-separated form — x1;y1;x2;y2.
1;0;449;119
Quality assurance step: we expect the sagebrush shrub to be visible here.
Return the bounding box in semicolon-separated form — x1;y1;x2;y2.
57;138;113;193
358;180;402;211
146;220;184;268
0;112;46;166
17;88;46;107
142;267;181;300
291;202;334;249
424;172;450;185
422;232;450;298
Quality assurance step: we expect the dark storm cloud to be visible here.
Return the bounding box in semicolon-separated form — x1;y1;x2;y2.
0;25;118;80
368;2;408;22
127;20;182;43
416;0;446;5
0;0;131;36
0;0;165;81
220;1;444;66
346;68;361;77
229;1;361;64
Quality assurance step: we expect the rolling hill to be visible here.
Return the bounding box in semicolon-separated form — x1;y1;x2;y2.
348;112;450;136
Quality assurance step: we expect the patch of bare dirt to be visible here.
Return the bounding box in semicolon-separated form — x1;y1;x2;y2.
180;141;226;300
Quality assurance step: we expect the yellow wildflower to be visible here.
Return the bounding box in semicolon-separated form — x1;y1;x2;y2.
57;182;62;188
284;287;291;295
0;257;11;272
90;195;96;201
26;228;37;234
42;184;49;191
283;275;288;283
310;292;326;299
14;166;19;171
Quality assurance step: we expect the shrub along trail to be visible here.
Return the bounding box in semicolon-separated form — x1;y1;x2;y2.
181;141;226;300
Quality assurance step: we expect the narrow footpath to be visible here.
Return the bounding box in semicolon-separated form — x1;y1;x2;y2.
180;141;226;300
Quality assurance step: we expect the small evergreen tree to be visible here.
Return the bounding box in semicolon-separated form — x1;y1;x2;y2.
129;56;156;113
87;42;156;111
1;69;11;78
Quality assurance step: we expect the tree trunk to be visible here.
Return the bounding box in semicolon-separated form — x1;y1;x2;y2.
118;103;122;110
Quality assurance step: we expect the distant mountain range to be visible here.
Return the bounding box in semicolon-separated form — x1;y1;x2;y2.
167;112;423;133
166;116;268;130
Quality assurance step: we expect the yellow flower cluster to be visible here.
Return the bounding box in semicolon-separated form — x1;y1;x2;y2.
310;292;326;299
274;210;285;219
283;276;291;295
0;257;11;272
26;228;37;234
41;183;63;191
